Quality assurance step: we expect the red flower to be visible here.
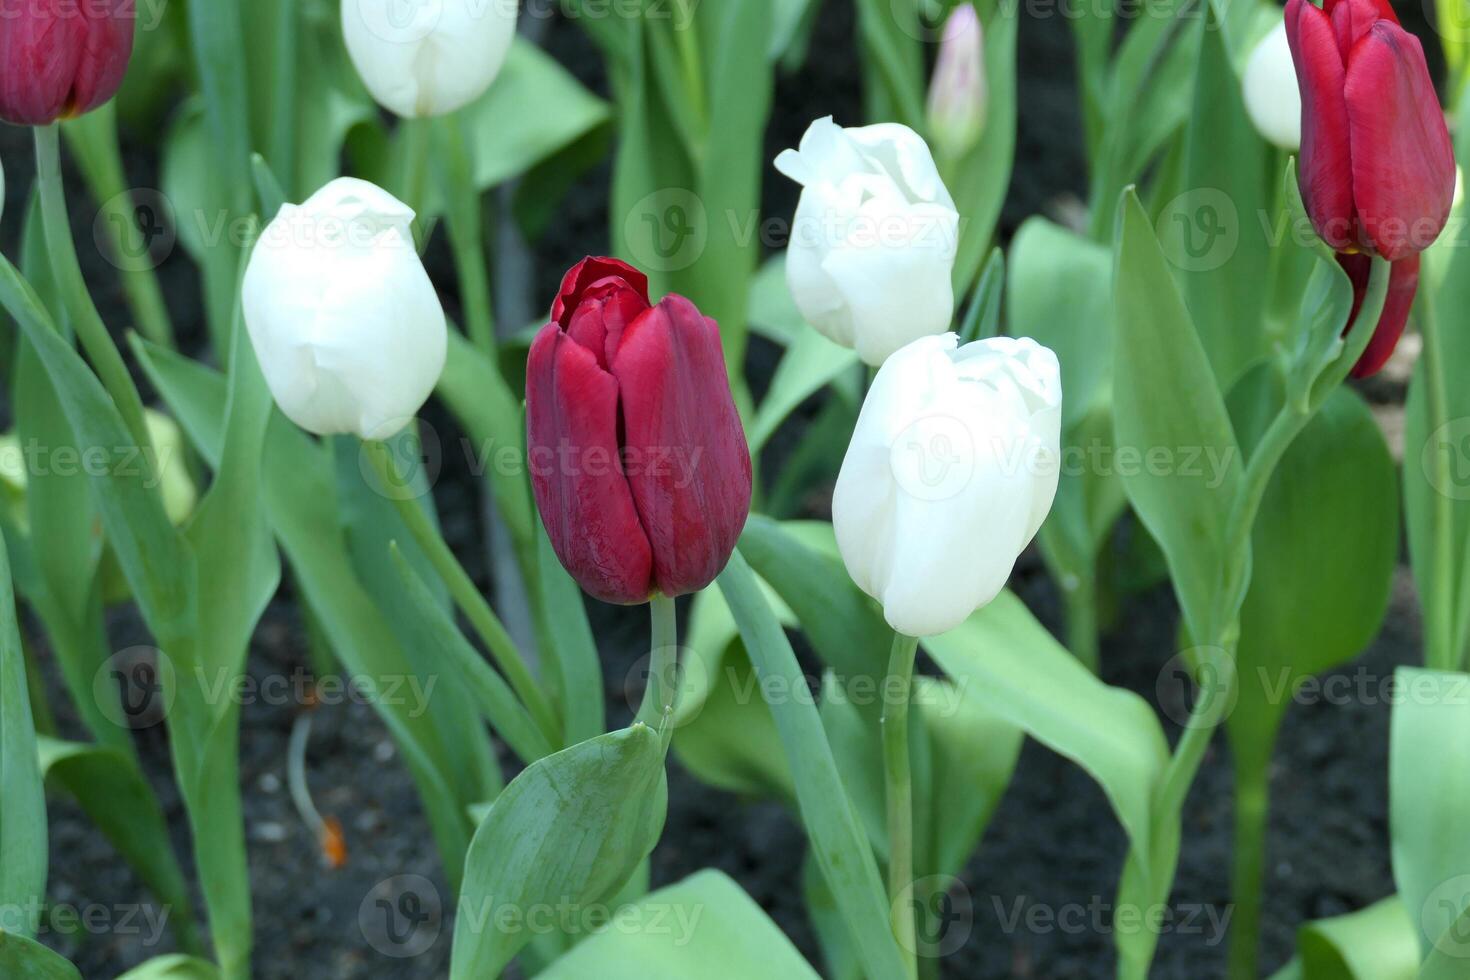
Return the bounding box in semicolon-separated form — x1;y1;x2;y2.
527;257;752;605
0;0;135;126
1286;0;1454;377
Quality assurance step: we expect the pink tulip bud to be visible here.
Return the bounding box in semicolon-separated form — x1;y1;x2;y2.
927;4;987;160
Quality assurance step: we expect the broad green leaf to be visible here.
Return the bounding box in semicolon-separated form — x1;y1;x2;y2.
1112;188;1242;643
1230;379;1396;739
116;956;220;980
534;517;604;747
538;870;819;979
37;739;194;951
717;549;908;980
1391;667;1470;958
1160;5;1273;388
0;933;79;979
1298;896;1420;980
749;328;859;453
461;40;611;192
449;726;668;979
924;592;1169;861
1420;904;1470;977
748;254;805;346
0;539;45;940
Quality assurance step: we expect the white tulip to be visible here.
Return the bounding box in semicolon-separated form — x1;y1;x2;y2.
342;0;517;118
243;177;447;442
1242;20;1300;150
775;117;960;366
833;334;1062;637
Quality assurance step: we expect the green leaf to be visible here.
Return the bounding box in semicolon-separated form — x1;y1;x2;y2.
115;956;221;980
957;247;1005;344
1159;4;1273;388
1111;188;1242;643
716;549;908;980
749;328;859;453
748;254;806;346
1420;904;1470;977
1298;896;1420;980
460;40;612;193
0;933;80;979
534;517;604;747
0;539;45;940
538;870;819;978
449;726;668;979
1391;667;1470;958
37;738;197;947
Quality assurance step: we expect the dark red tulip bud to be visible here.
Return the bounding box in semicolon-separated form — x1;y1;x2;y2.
1338;251;1419;378
1286;0;1455;262
527;257;752;605
0;0;135;126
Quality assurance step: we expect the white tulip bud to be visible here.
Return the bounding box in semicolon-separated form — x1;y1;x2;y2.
833;334;1062;637
243;177;447;442
775;117;960;366
1242;20;1300;150
342;0;517;119
927;4;987;162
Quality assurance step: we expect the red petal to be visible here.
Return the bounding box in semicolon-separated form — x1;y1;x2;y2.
67;0;134;117
1288;0;1359;252
1340;252;1419;378
526;324;654;605
1344;22;1456;260
0;0;133;125
550;257;650;327
612;297;752;598
1327;0;1398;52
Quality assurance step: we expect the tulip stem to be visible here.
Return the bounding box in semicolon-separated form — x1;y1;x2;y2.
435;115;497;353
638;594;678;728
32;124;153;454
363;439;562;748
1418;282;1460;671
883;631;920;980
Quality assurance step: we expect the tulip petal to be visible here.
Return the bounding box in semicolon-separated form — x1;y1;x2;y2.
551;256;650;327
1339;252;1420;378
67;0;134;117
612;297;752;598
1288;0;1358;251
526;324;654;605
1344;23;1456;260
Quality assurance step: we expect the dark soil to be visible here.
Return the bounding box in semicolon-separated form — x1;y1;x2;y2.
0;2;1418;978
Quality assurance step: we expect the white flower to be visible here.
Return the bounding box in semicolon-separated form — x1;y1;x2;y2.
243;177;447;441
342;0;517;118
775;117;960;366
833;334;1062;637
1242;20;1300;150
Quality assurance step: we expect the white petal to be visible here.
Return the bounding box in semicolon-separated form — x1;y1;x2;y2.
846;122;957;211
1242;21;1300;150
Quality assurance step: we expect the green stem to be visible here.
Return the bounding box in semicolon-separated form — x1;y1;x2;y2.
638;594;678;728
396;118;434;250
1063;576;1100;674
363;439;561;747
1419;282;1458;671
33;124;152;453
883;631;920;980
1226;741;1271;980
435;115;496;352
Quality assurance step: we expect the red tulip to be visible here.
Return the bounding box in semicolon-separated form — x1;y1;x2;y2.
1285;0;1455;262
0;0;135;126
1338;251;1419;378
527;257;752;605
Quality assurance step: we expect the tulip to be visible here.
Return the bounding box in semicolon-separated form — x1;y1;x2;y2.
526;257;752;605
833;334;1061;637
0;0;134;126
242;177;447;441
342;0;517;118
927;4;987;162
1243;21;1301;149
775;117;960;366
1285;0;1455;261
